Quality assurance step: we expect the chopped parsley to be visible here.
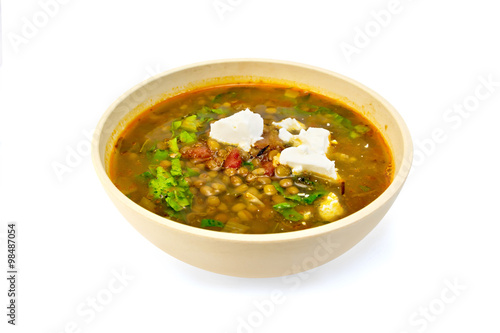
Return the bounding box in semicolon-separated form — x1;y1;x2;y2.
179;131;196;143
148;166;193;212
272;182;327;205
272;202;303;222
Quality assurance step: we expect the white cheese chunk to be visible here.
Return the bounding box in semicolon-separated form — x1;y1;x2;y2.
272;118;306;131
209;109;263;152
277;126;338;180
317;192;344;221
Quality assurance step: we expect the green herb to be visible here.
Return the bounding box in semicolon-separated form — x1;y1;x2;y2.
291;104;369;137
273;202;303;222
349;131;361;139
213;91;237;103
197;106;228;123
151;149;168;163
201;219;225;228
148;165;159;175
165;208;186;221
286;190;328;205
210;108;226;115
316;106;332;114
149;167;176;199
180;115;202;132
148;166;192;212
279;209;303;221
354;124;370;134
170;158;182;176
165;189;191;211
185;168;200;177
360;185;371;192
273;202;298;210
303;191;328;203
272;182;326;205
272;182;285;195
177;177;190;188
168;138;179;152
171;120;182;134
136;171;154;182
242;161;255;170
179;131;196;143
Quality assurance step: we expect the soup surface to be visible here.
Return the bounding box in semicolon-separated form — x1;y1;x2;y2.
110;84;393;234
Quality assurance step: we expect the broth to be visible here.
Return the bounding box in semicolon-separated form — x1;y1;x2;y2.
110;84;393;234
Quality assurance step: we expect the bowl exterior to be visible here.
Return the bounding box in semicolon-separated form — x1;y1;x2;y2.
92;59;412;278
105;185;400;277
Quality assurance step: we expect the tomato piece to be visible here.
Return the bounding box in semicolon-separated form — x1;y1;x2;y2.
262;161;275;176
224;149;242;169
181;145;212;160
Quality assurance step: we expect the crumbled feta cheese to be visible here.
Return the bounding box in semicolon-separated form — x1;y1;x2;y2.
209;109;263;152
277;126;338;180
272;118;306;131
317;192;344;221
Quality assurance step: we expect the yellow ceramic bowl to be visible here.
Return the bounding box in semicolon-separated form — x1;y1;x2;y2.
92;59;413;278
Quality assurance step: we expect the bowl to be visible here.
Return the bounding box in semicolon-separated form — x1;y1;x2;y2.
92;59;413;278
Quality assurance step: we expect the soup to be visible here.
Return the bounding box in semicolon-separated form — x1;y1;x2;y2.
110;84;393;234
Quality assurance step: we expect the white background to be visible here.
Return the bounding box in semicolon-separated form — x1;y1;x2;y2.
1;0;499;332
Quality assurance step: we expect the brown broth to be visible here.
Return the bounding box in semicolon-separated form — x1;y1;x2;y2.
110;84;393;234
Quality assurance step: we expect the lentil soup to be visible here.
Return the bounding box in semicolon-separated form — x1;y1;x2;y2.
110;84;393;234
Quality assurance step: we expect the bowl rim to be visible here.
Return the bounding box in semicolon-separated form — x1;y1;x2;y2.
92;58;413;243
